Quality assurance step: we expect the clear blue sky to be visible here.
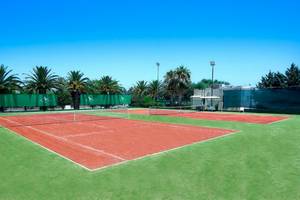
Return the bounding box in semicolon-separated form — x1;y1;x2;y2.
0;0;299;88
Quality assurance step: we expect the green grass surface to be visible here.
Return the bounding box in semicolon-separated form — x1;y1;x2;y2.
1;111;300;200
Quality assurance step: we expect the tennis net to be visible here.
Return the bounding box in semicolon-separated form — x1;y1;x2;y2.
148;105;196;116
0;107;129;128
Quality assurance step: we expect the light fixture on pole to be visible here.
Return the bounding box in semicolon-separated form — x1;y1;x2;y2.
156;62;160;100
210;61;215;108
156;62;160;82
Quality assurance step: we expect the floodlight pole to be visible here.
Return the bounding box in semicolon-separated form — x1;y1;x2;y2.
156;62;160;100
210;61;215;108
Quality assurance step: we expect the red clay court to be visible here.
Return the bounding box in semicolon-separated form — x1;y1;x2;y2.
0;113;235;170
124;109;288;124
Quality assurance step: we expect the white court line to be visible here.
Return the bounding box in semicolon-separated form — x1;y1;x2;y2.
144;110;291;125
90;130;241;172
0;116;23;125
75;121;111;130
267;117;290;125
26;126;126;161
1;115;239;172
44;115;71;122
90;120;205;131
122;119;235;131
0;116;106;170
63;130;114;138
0;116;124;158
0;116;126;161
4;127;95;171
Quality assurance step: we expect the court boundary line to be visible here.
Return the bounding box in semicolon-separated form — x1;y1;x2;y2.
128;109;289;125
115;119;236;132
2;127;94;171
154;113;288;125
0;115;126;161
26;126;126;161
0;115;239;172
267;117;290;124
90;129;241;172
0;114;128;128
145;108;290;118
0;116;22;125
63;130;115;138
3;126;239;172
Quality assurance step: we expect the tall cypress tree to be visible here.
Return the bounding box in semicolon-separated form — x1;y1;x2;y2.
285;63;300;87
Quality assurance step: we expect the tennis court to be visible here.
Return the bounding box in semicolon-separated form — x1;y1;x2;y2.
0;111;235;170
123;108;288;124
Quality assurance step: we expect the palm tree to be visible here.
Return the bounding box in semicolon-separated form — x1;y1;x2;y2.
0;65;22;112
0;64;22;94
25;66;58;111
131;80;148;106
67;70;89;110
133;81;148;97
164;70;178;104
85;79;100;94
175;66;191;103
25;66;58;94
147;80;162;99
98;76;122;94
164;66;191;105
55;77;72;109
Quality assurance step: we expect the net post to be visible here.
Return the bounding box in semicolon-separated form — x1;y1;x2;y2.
73;110;76;122
125;106;130;120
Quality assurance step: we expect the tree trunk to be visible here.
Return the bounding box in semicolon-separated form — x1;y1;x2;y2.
178;94;183;106
75;92;80;109
40;106;47;111
71;91;80;110
171;91;177;106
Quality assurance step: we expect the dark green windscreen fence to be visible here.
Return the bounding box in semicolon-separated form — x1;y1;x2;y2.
0;94;57;107
80;94;131;106
0;94;131;109
224;88;300;113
